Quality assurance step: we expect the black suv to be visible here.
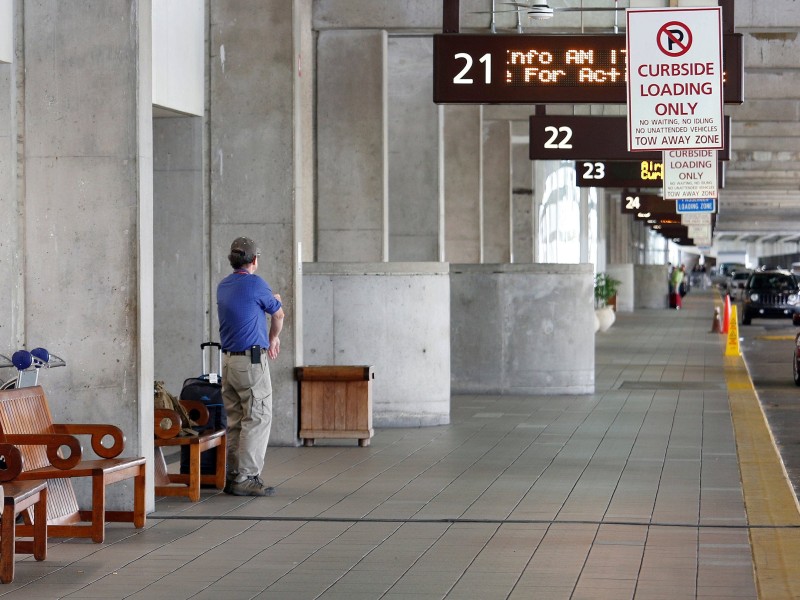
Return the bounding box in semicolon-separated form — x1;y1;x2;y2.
741;270;800;325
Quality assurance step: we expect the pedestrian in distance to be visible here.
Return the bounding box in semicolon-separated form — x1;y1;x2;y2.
217;236;285;496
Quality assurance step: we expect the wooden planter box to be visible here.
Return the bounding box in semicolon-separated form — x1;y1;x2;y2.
296;365;374;447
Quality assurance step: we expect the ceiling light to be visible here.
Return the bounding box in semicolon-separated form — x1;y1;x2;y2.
528;3;554;20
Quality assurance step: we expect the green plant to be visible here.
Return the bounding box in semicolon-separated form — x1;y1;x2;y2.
594;273;622;308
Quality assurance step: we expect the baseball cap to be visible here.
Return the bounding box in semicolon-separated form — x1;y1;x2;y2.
230;237;261;260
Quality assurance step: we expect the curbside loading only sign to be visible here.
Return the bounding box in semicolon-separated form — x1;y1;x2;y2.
627;7;724;152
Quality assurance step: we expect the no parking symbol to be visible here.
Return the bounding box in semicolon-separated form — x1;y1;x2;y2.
657;21;692;57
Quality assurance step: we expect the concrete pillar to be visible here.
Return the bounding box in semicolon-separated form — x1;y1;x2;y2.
606;264;635;312
0;58;20;368
444;105;482;263
483;121;512;263
451;264;595;394
635;265;670;308
303;263;450;426
387;36;440;261
317;30;387;262
20;0;154;509
210;0;311;445
512;124;534;263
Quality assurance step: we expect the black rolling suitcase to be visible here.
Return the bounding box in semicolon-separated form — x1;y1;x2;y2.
179;342;227;478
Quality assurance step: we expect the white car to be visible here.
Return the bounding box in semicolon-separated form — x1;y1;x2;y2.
727;270;751;300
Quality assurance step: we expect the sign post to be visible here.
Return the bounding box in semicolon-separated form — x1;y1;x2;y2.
627;8;724;152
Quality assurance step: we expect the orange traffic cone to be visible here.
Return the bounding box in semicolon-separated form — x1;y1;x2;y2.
721;295;731;333
710;307;722;333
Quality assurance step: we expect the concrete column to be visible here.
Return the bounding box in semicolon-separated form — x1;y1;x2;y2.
451;264;595;394
210;0;311;445
483;121;512;263
443;105;482;263
606;264;635;312
0;59;20;368
511;123;533;263
387;36;440;261
635;265;670;308
303;263;450;426
317;30;387;262
20;1;154;510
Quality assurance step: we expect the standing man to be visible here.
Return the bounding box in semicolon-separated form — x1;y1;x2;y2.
217;236;285;496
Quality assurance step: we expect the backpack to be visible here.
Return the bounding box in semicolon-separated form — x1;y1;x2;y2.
154;380;198;436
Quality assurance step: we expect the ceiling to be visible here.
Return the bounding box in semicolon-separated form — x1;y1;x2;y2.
313;0;800;251
472;0;800;249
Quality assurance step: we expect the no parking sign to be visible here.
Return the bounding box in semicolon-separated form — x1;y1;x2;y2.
627;7;724;152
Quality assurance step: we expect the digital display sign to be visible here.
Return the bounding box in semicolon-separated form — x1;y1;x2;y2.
529;116;730;161
576;160;726;189
433;33;742;104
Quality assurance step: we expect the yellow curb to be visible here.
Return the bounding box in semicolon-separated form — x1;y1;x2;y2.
755;335;796;341
724;354;800;599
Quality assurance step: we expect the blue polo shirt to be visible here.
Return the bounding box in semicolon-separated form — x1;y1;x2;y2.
217;271;282;352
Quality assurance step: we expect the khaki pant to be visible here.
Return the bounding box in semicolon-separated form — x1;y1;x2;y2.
221;353;273;480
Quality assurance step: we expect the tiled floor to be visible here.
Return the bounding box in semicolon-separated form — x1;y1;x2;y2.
0;291;779;599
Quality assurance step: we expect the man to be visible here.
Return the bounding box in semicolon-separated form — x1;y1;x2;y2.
217;236;285;496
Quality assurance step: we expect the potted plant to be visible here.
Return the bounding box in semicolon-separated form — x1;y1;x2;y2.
594;273;622;332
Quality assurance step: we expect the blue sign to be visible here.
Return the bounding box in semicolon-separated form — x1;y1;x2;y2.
676;198;716;214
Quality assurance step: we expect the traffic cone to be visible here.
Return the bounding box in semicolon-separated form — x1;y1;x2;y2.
721;295;731;333
710;307;722;333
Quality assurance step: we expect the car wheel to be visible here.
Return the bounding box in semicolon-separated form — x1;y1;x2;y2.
794;353;800;386
742;311;751;325
793;313;800;327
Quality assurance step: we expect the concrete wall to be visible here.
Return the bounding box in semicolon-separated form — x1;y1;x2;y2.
387;36;440;261
317;30;387;262
303;263;450;427
153;116;206;394
209;0;309;445
635;265;670;309
451;264;595;395
606;263;635;312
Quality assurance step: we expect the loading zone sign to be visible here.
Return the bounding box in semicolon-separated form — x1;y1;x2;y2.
627;7;724;152
664;149;718;199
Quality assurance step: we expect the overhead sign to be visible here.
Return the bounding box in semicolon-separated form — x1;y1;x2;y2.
627;8;724;152
676;198;716;213
432;33;743;105
576;160;663;188
663;149;718;199
688;224;712;240
621;194;676;216
681;213;711;225
530;116;730;161
577;159;726;189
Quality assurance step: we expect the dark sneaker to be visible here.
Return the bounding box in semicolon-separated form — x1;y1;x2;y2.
229;476;275;497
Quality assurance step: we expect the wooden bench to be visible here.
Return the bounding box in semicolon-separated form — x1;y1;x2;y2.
0;386;145;544
0;443;47;584
154;400;226;501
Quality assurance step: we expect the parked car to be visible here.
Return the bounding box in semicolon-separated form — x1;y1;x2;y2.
741;270;800;325
726;270;752;301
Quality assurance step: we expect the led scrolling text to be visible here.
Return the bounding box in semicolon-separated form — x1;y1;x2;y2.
506;46;626;86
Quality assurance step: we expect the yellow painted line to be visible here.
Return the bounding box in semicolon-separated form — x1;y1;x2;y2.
724;353;800;599
755;335;796;341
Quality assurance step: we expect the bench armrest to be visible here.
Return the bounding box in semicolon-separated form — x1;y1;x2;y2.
2;433;82;470
154;408;182;439
51;424;125;459
179;400;210;427
0;443;24;481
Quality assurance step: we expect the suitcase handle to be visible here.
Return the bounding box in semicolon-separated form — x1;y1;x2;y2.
201;342;222;380
201;342;221;350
